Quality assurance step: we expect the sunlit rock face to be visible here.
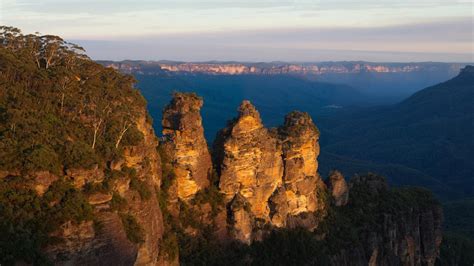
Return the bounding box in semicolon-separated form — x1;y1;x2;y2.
161;92;212;202
327;170;349;206
214;103;326;242
215;101;284;242
270;111;326;229
44;112;165;266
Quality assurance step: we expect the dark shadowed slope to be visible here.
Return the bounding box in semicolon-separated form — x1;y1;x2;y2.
318;66;474;200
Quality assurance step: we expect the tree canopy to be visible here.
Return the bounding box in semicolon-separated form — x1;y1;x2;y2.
0;26;146;174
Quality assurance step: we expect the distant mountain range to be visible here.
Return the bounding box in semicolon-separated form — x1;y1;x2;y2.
99;60;465;76
98;60;469;101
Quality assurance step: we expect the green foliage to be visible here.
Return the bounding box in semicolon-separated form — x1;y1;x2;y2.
192;184;223;217
0;26;146;174
110;192;128;211
178;200;201;229
0;26;151;263
129;176;152;200
443;198;474;239
0;177;93;265
155;145;181;261
23;145;61;174
121;125;144;146
62;141;99;169
437;232;474;266
160;230;179;261
120;213;145;244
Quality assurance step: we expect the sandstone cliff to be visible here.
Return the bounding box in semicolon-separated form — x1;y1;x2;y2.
213;101;326;243
161;92;211;202
43;112;165;265
161;95;443;266
215;100;284;243
328;174;443;266
270;111;326;229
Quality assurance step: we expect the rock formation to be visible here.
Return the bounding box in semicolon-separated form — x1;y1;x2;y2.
161;92;212;202
270;111;326;229
215;100;284;243
212;102;327;242
329;174;443;266
44;112;165;265
327;170;349;206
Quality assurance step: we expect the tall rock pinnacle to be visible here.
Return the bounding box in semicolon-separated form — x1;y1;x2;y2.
215;100;284;243
270;111;326;228
161;92;212;201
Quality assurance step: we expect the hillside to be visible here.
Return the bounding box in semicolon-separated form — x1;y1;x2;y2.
318;66;474;200
0;26;165;265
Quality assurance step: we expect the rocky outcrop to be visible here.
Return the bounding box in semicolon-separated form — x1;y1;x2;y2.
270;111;326;229
327;170;349;206
44;113;165;265
161;92;212;202
213;102;327;242
329;174;443;266
215;101;284;242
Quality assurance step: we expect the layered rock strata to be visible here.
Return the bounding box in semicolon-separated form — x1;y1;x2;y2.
270;111;326;229
215;101;284;243
161;92;212;202
44;112;165;265
214;102;325;242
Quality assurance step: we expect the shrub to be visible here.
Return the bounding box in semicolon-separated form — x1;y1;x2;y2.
121;125;144;146
110;193;128;211
62;141;99;169
120;213;144;244
130;177;152;200
23;145;61;174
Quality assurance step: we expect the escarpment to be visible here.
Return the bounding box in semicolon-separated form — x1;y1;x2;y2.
0;30;166;265
327;174;443;266
45;112;165;265
159;94;443;265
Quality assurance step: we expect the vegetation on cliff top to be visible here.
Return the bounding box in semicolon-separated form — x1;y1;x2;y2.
0;26;148;264
0;26;145;174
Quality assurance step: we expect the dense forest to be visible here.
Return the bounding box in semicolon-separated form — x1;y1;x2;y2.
0;26;147;263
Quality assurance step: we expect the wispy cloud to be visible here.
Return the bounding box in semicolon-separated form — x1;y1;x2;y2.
72;18;473;62
2;0;472;61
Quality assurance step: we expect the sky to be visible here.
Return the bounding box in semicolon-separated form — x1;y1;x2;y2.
1;0;473;62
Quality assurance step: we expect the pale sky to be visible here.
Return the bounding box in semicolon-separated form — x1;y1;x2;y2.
1;0;473;61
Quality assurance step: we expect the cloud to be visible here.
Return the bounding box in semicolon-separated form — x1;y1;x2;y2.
10;0;470;14
72;18;473;62
3;0;471;61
